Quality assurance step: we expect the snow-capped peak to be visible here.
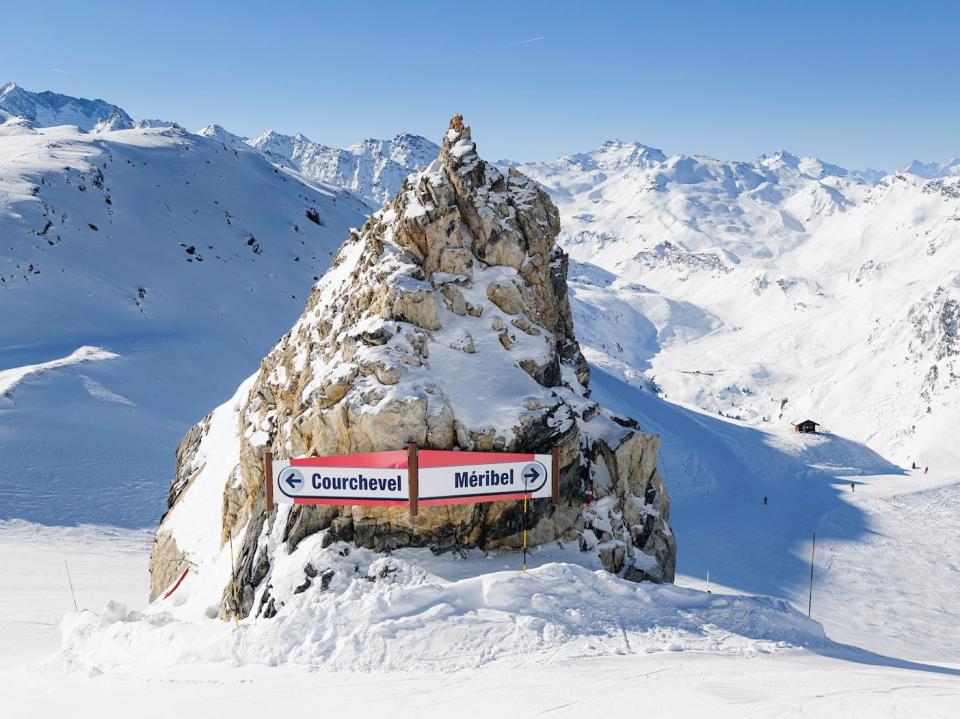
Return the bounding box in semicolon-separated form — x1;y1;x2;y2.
901;157;960;179
591;139;668;169
347;132;439;167
760;149;802;169
0;82;134;133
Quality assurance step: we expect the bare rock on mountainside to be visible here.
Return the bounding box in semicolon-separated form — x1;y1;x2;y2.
149;117;676;616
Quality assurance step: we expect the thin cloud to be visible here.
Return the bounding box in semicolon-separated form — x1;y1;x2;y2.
502;36;544;48
51;68;77;76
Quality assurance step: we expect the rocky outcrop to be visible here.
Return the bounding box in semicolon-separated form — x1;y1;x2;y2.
149;117;676;614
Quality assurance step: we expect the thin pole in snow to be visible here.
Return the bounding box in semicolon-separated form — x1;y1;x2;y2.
807;532;816;618
522;465;529;574
522;493;528;574
229;530;239;628
263;451;274;508
64;559;78;612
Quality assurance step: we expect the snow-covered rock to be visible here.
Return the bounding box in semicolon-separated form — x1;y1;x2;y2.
196;123;438;206
149;117;677;617
248;129;438;206
0;82;134;133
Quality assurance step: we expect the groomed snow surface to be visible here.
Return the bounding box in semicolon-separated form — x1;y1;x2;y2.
2;396;959;716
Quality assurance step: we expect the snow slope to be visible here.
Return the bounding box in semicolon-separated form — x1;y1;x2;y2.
520;144;960;463
1;516;955;719
589;369;960;664
3;430;959;717
0;123;369;527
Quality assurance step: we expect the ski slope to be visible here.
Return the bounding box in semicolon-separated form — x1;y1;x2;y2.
589;369;960;664
1;390;958;715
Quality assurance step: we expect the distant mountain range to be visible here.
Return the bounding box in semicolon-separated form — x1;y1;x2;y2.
2;81;960;529
515;140;960;460
196;124;438;206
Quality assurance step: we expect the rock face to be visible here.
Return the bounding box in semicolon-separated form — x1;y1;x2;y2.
149;117;676;617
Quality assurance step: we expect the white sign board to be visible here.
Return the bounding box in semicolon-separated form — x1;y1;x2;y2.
418;451;554;506
271;450;409;506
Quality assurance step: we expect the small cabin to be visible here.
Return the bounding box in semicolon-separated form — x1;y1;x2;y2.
792;419;820;434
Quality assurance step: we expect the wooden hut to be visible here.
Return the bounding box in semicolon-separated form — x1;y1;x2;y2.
791;419;820;434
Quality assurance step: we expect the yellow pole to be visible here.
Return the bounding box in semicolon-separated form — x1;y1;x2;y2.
522;494;528;573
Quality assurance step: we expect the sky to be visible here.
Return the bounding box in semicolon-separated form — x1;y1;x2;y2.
2;0;958;170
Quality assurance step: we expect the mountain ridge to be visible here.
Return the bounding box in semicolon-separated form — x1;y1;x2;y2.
0;82;134;132
4;82;960;524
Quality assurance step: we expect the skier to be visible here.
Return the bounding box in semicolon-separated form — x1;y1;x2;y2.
925;466;929;474
763;495;768;505
911;461;917;470
850;482;855;492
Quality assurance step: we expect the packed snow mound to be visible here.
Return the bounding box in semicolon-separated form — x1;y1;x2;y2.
519;143;960;461
0;82;133;133
62;545;824;674
149;117;676;620
0;123;370;526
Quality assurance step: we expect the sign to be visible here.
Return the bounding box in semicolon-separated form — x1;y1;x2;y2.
264;446;559;515
269;449;410;506
418;450;554;505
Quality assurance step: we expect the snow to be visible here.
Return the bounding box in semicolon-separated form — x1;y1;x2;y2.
0;83;133;133
2;512;958;717
0;346;118;396
0;521;152;670
154;376;259;616
4;87;960;714
61;550;826;672
206;126;440;206
588;369;960;664
0;123;369;527
519;144;960;462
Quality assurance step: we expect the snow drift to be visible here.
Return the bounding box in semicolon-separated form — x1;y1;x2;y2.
62;547;824;674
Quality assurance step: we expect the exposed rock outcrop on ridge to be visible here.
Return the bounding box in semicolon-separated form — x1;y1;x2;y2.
149;117;676;617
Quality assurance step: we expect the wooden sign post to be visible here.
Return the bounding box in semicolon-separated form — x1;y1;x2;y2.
263;451;273;508
263;446;558;515
407;442;419;518
262;445;561;574
551;446;559;503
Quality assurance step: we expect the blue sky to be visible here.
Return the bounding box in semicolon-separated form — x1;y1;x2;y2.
3;0;958;169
